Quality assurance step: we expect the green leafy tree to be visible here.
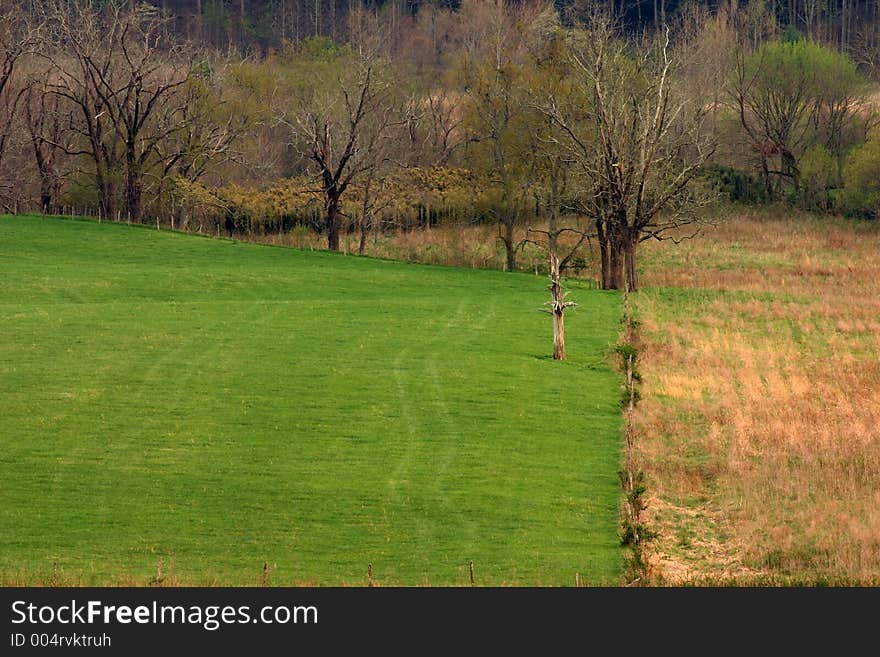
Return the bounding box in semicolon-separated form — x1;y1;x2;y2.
732;39;869;198
798;144;837;211
458;56;538;272
454;3;554;272
839;135;880;219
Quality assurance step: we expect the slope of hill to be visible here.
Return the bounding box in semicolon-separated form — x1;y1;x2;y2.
0;215;623;585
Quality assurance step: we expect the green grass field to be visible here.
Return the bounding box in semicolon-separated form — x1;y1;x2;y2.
0;215;623;585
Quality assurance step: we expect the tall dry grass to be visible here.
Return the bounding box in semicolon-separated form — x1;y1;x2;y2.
234;221;596;277
634;208;880;584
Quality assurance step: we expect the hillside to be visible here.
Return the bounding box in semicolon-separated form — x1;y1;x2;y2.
0;215;624;585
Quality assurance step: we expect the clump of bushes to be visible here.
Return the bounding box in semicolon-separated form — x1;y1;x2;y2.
838;135;880;220
797;144;838;212
701;165;767;204
169;167;505;237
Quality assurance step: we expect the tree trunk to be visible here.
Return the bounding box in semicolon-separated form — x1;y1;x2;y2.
96;170;116;222
761;155;774;200
40;188;52;215
358;172;373;256
240;0;246;48
503;217;516;271
598;219;626;290
327;193;340;251
33;152;54;215
606;230;625;290
597;217;610;288
782;149;797;189
624;233;639;293
358;213;368;255
92;146;114;221
550;253;566;361
126;166;142;224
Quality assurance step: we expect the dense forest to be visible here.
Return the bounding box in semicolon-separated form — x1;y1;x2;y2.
49;0;880;60
0;0;878;298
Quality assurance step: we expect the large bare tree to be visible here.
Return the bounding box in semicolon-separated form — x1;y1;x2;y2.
154;68;250;210
540;20;715;291
22;75;71;214
0;8;39;204
282;42;402;251
40;1;189;222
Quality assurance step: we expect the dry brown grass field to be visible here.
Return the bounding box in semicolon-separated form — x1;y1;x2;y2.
634;208;880;584
237;222;576;276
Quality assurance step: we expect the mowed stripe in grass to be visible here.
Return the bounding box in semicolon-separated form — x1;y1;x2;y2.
0;215;622;585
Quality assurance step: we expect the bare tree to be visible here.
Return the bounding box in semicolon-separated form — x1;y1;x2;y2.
40;1;189;222
22;75;71;214
731;42;816;198
525;152;589;360
146;74;250;230
455;1;556;272
418;87;465;167
459;57;537;272
283;45;402;251
154;68;249;201
540;20;714;291
0;8;38;198
851;23;880;80
523;42;590;361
